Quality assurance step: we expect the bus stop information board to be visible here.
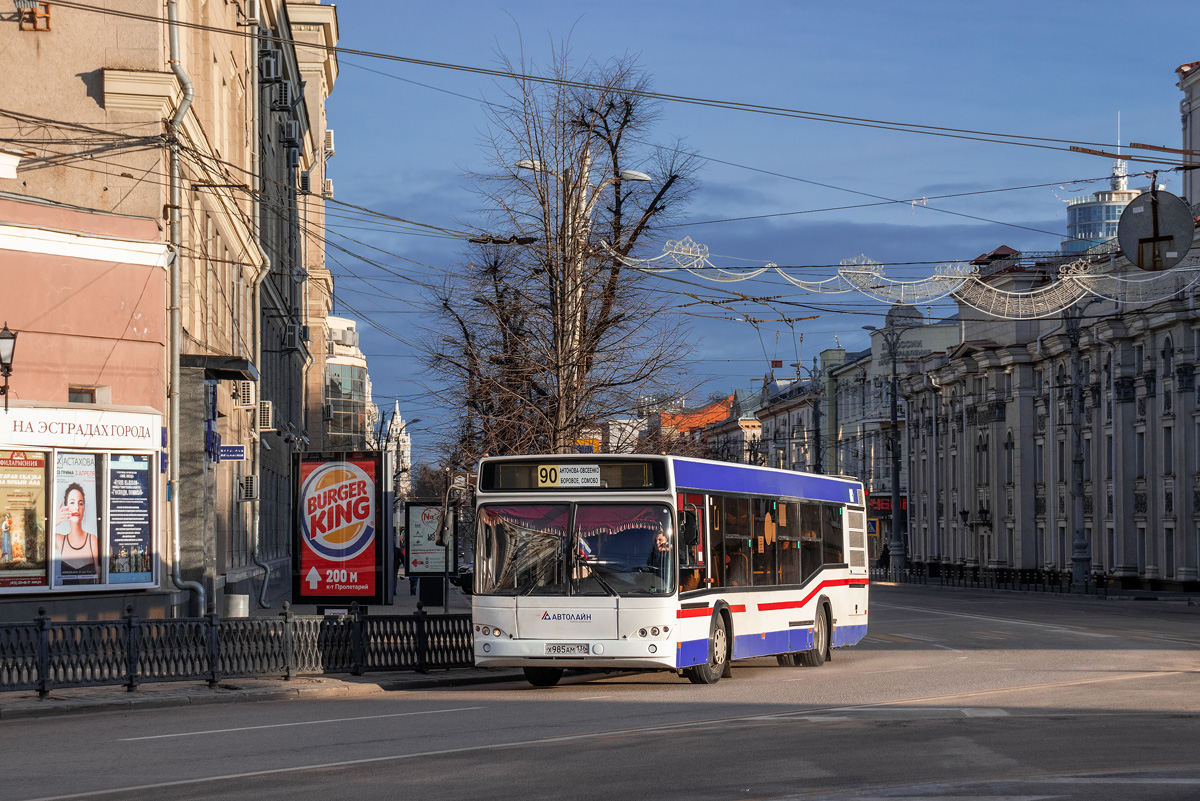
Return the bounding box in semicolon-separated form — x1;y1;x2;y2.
405;502;455;577
294;452;387;604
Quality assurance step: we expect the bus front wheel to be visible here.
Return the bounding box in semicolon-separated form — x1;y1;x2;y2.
523;666;564;687
686;614;728;685
799;605;829;667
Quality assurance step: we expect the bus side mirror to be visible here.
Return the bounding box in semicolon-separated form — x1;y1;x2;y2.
681;510;700;547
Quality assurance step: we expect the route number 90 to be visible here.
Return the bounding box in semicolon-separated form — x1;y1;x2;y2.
537;465;559;487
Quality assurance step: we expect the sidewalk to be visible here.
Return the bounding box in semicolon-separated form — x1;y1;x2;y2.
0;583;523;722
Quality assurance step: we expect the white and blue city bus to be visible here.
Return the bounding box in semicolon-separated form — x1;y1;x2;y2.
471;454;869;686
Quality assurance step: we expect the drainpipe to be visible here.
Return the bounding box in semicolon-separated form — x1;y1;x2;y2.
1035;317;1066;359
249;24;272;609
250;263;272;608
167;0;204;615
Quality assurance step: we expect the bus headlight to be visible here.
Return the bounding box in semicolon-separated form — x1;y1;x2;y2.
638;628;647;638
651;627;660;636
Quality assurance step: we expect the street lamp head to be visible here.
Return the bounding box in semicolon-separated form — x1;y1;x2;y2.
0;322;16;375
618;169;651;182
862;325;877;332
515;159;544;172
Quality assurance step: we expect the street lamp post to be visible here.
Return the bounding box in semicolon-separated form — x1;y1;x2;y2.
0;323;17;413
864;322;908;573
516;158;650;453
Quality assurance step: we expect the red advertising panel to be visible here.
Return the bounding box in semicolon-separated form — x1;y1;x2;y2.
294;453;386;605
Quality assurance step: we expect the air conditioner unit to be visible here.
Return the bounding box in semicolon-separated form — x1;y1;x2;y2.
299;171;311;193
283;120;300;144
238;474;259;502
257;400;275;432
260;52;279;81
322;178;334;198
234;380;256;408
299;325;310;343
238;0;260;24
324;129;336;158
272;82;290;111
283;323;300;351
287;147;300;169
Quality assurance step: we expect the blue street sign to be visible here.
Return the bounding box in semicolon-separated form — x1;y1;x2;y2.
218;445;247;462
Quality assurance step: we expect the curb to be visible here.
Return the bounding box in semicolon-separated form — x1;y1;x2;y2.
0;668;526;721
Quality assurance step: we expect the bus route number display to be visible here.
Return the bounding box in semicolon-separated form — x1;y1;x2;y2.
538;464;600;488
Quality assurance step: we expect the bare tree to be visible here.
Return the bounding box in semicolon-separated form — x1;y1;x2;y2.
425;48;701;466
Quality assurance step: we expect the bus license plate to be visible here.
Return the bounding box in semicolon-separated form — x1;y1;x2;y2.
545;642;589;656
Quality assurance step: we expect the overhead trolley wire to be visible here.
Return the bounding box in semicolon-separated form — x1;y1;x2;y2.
45;0;1186;165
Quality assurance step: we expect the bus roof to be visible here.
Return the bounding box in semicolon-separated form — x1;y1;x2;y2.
475;454;863;505
669;456;863;506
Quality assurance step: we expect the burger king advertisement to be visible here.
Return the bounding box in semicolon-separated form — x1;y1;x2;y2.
293;453;388;604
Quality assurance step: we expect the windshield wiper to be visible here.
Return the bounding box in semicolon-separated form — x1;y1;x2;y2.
574;554;618;596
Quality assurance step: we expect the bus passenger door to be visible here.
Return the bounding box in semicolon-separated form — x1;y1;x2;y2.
678;493;706;593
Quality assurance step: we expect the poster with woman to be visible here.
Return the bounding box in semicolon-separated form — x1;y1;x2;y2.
0;450;48;590
54;453;101;586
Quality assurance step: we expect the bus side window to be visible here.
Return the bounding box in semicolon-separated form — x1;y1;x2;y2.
677;495;705;592
723;496;751;586
800;502;823;582
754;498;778;587
709;496;724;588
778;501;801;585
823;504;845;565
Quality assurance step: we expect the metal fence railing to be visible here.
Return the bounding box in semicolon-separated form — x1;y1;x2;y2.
869;564;1109;595
0;602;473;698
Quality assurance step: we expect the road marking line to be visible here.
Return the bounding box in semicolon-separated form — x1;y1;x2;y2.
117;706;486;741
874;601;1115;637
961;707;1010;717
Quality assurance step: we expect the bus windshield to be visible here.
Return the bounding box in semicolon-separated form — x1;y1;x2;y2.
475;503;675;597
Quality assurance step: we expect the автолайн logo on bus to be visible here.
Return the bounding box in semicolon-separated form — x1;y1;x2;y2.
300;462;375;561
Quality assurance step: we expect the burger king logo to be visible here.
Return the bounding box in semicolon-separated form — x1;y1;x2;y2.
300;462;375;561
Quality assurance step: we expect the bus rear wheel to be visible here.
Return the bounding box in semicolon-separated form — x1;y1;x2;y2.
686;614;728;685
799;605;829;667
523;666;564;687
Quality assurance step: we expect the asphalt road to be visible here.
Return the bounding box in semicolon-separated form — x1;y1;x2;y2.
5;585;1199;801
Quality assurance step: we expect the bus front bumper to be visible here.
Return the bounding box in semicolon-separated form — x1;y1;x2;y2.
474;638;679;670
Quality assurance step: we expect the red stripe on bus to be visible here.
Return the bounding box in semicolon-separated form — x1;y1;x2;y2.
756;578;867;612
729;604;747;613
676;607;711;619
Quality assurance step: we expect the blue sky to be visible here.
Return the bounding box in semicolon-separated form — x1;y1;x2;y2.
321;1;1197;460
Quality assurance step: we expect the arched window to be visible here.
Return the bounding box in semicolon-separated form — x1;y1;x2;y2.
977;432;989;483
1005;431;1014;484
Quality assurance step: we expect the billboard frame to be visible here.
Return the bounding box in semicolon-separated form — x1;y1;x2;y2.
292;451;389;606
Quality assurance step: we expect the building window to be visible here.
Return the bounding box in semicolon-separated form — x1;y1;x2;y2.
1005;431;1014;484
1164;427;1173;475
69;387;96;404
1135;431;1145;478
